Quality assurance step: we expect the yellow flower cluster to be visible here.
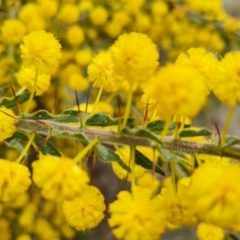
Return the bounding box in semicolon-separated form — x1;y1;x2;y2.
109;186;166;240
32;155;89;202
2;0;240;239
0;159;31;202
188;162;240;228
20;30;62;74
0;107;16;142
143;63;208;120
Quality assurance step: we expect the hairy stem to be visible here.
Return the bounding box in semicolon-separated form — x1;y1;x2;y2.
16;118;240;160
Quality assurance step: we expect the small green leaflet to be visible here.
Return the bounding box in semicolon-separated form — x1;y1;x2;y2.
135;149;165;176
121;127;161;144
95;144;130;172
85;113;134;126
0;85;10;97
0;92;31;108
35;135;61;157
178;127;211;138
4;132;30;153
146;120;176;132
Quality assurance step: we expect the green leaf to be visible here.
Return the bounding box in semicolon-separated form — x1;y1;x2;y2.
175;163;191;178
222;135;240;149
22;110;54;120
0;92;31;108
4;137;25;153
178;127;211;138
157;146;187;163
135;149;165;176
121;127;161;144
10;131;29;141
95;144;130;172
85;113;134;126
146;120;176;132
0;85;9;97
70;133;90;146
4;131;29;153
55;110;86;123
35;135;61;157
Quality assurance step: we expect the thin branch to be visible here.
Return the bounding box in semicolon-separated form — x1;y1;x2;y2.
16;119;240;160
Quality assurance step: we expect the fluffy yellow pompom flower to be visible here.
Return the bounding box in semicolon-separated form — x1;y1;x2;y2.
212;51;240;106
66;25;85;47
87;51;123;92
1;19;26;44
57;3;79;24
90;6;108;26
176;47;218;91
197;222;224;240
20;30;62;74
112;146;146;181
0;159;31;202
0;218;11;239
188;162;240;228
110;32;159;85
63;186;106;231
32;155;89;202
136;172;160;193
159;178;197;230
0;107;16;142
142;64;208;120
68;73;89;92
108;186;166;240
16;67;51;96
75;49;93;66
38;0;58;19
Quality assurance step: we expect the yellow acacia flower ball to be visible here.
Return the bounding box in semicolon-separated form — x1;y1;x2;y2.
18;3;38;23
1;19;26;44
16;67;51;96
20;30;62;74
38;0;58;19
212;51;240;106
112;146;146;181
143;64;208;120
18;202;37;230
136;172;160;193
68;72;89;92
16;234;32;240
188;162;240;228
0;218;11;239
0;107;16;142
63;186;106;231
75;49;93;66
105;21;123;39
197;222;224;240
57;3;79;24
0;159;31;202
87;51;123;92
90;6;108;26
66;25;85;47
198;154;230;167
18;3;46;32
112;11;130;27
34;218;59;239
110;32;159;85
32;155;89;202
159;179;197;230
176;47;218;91
108;186;166;240
122;0;145;14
